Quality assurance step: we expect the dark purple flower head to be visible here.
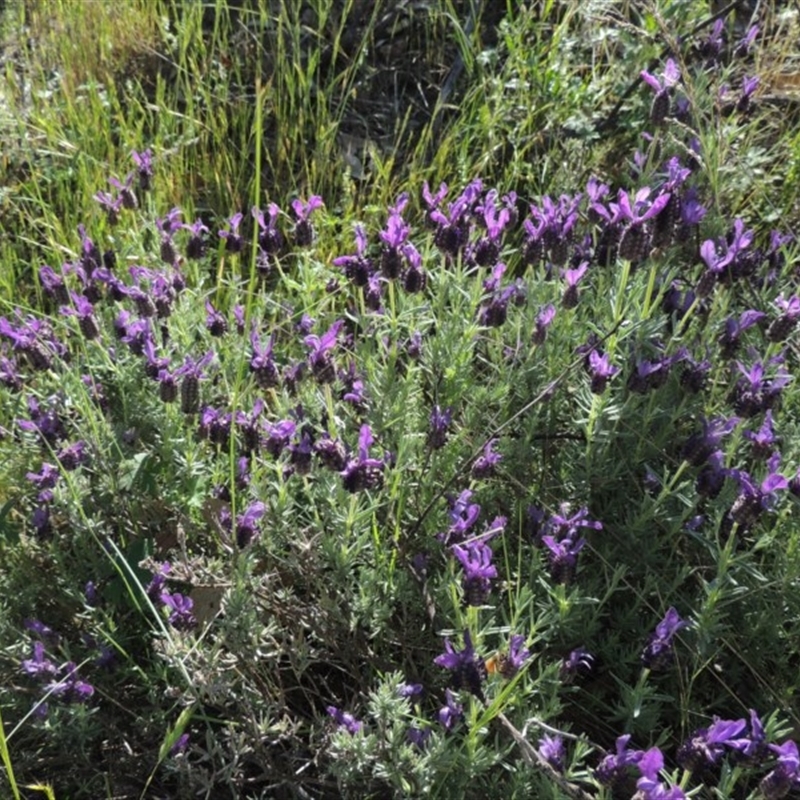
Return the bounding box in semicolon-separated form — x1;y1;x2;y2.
532;303;556;345
218;212;244;253
428;405;453;450
401;242;427;293
636;746;687;800
472;439;502;479
37;265;67;305
641;607;689;670
333;225;373;286
428;183;476;257
768;294;800;342
17;396;67;446
205;300;228;337
538;735;565;771
737;75;759;113
46;662;95;704
727;709;768;764
161;591;196;630
291;196;323;247
157;207;183;238
252;203;284;257
340;424;385;493
680;187;707;226
146;561;171;602
682;415;739;467
26;462;60;496
452;539;497;606
677;717;747;772
641;58;680;94
545;505;603;540
249;329;279;389
174;351;215;415
263;419;297;458
236;501;266;547
24;618;57;640
727;452;788;528
734;25;759;58
718;309;764;358
327;706;362;735
93;189;124;225
439;490;481;546
304;319;343;384
760;739;800;800
744;411;779;460
434;630;487;700
378;194;411;275
21;641;58;680
438;688;463;731
0;315;61;371
588;350;619;394
56;440;89;471
397;682;423;700
131;148;154;191
0;355;22;391
731;358;792;417
542;535;585;584
595;734;645;787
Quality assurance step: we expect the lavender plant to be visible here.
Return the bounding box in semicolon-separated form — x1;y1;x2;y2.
2;2;800;799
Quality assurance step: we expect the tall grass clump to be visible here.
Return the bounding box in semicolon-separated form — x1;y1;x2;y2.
2;0;800;797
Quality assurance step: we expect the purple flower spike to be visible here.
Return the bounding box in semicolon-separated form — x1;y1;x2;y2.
160;592;196;630
682;415;739;467
728;709;768;764
472;438;502;479
561;261;589;308
205;300;228;337
428;405;453;450
726;453;788;529
340;424;385;493
218;212;244;253
542;535;585;584
438;688;464;731
636;746;687;800
595;734;644;787
744;411;779;460
768;294;800;342
327;705;363;735
641;607;689;670
641;58;680;94
538;735;565;771
291;195;323;247
532;303;556;345
333;224;374;286
588;350;619;394
452;539;497;606
252;203;284;260
760;739;800;799
236;501;266;547
249;329;279;389
439;490;481;546
21;641;58;679
677;717;747;772
304;319;343;384
434;630;487;701
45;662;94;704
131;148;154;191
